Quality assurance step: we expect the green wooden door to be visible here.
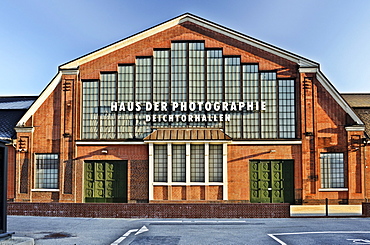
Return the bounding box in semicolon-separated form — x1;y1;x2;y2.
250;160;294;204
84;161;127;203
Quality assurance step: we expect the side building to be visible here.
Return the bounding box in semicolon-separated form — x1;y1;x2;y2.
0;96;37;201
10;14;368;205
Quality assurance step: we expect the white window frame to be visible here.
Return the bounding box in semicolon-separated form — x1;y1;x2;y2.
148;142;228;200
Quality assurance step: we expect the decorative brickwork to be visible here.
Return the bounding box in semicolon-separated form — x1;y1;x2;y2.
362;203;370;217
130;160;149;201
7;202;290;218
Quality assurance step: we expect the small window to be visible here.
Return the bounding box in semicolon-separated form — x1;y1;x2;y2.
320;153;345;188
35;154;59;189
154;145;168;182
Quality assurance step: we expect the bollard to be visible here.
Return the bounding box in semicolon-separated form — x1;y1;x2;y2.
325;198;329;216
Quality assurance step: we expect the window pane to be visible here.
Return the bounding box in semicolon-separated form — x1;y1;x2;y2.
224;57;241;138
243;65;260;139
118;66;134;139
320;153;345;188
100;73;117;139
35;154;59;189
154;145;167;182
209;145;223;182
135;58;152;138
279;80;296;138
82;81;99;139
190;144;205;182
172;144;186;182
260;72;277;138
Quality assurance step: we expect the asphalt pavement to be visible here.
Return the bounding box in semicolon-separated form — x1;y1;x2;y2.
2;205;368;245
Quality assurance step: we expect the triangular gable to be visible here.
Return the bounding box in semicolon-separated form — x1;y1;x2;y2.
60;13;319;70
16;13;363;127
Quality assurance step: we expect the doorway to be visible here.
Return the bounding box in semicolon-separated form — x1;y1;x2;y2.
250;160;294;204
84;160;127;203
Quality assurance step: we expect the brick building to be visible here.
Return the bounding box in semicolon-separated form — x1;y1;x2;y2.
8;13;369;205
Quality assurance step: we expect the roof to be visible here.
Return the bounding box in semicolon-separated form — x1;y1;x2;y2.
144;128;232;141
341;93;370;108
0;96;37;109
16;13;363;127
0;96;37;140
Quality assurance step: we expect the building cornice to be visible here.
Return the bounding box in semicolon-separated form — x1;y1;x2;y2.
14;127;34;133
345;126;366;132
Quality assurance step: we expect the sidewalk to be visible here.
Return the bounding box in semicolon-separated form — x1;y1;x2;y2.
290;205;362;217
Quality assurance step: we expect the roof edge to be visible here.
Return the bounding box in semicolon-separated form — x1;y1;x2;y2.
16;72;62;127
316;70;363;125
60;13;319;70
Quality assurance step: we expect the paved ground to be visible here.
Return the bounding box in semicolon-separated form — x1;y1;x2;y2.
4;210;370;245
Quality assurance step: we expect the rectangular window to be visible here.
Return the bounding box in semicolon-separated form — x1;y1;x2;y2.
81;41;297;140
153;143;223;184
118;66;134;139
35;154;59;189
260;72;277;138
82;81;99;139
209;145;223;182
243;65;260;139
135;58;152;138
320;153;345;188
190;144;205;182
279;80;296;138
154;145;167;182
100;73;117;139
172;144;186;182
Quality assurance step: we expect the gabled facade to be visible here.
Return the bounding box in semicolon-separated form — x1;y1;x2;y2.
12;13;367;204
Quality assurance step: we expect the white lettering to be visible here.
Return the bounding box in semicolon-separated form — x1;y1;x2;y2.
111;102;118;111
135;102;141;111
146;102;152;111
161;102;167;111
172;102;179;111
205;102;212;111
222;102;228;111
261;101;266;110
189;102;196;111
214;102;220;111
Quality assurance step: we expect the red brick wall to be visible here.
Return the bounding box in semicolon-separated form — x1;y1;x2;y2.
300;74;365;204
79;23;297;80
227;144;301;202
7;202;290;218
7;145;15;200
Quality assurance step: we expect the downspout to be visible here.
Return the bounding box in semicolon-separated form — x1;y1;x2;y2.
364;138;368;202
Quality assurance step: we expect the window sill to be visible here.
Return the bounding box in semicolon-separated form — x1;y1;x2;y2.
318;188;348;192
31;189;60;192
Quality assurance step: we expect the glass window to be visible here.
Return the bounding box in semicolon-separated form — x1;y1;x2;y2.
81;41;297;140
320;153;345;188
190;144;205;182
154;145;167;182
153;143;223;183
279;80;296;138
35;154;59;189
260;72;277;138
209;145;223;182
243;65;259;139
100;73;117;139
118;66;134;138
172;144;186;182
82;81;99;139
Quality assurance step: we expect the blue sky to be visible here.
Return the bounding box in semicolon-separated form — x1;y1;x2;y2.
1;0;370;95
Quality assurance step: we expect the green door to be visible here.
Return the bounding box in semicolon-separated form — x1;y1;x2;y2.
250;160;294;204
84;161;127;203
